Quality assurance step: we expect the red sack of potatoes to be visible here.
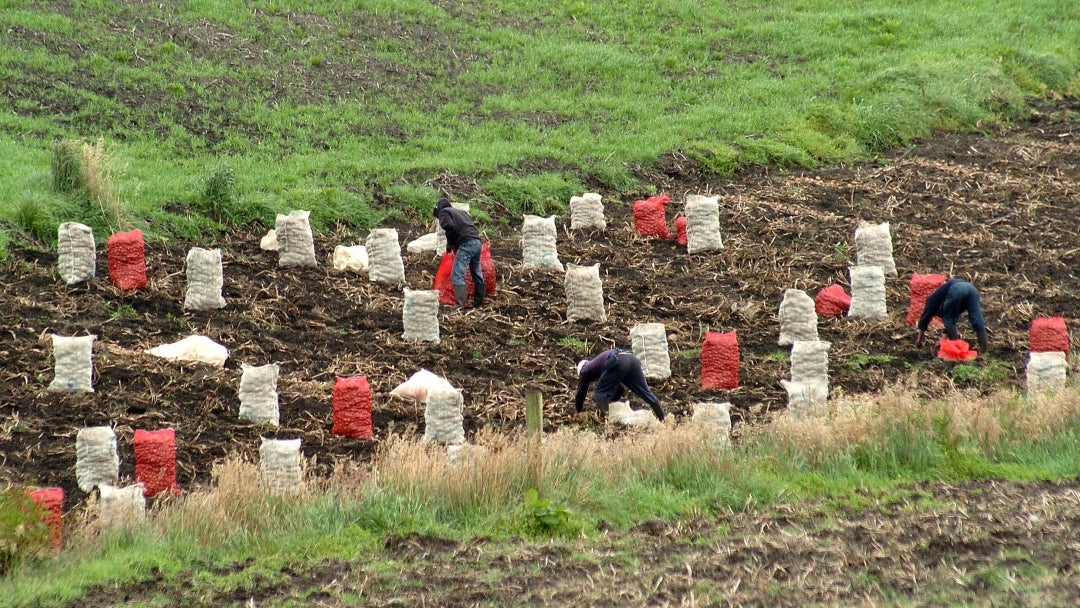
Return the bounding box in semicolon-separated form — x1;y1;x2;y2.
1029;316;1069;356
332;375;373;440
28;487;64;548
134;428;180;497
434;243;497;305
938;338;978;361
906;273;947;327
701;330;739;389
674;216;688;246
107;229;147;291
814;284;851;317
632;194;672;239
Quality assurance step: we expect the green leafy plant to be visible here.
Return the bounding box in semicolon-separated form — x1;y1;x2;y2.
105;301;138;321
766;350;790;363
951;359;1011;386
198;164;237;223
848;353;899;371
559;336;591;356
520;488;582;538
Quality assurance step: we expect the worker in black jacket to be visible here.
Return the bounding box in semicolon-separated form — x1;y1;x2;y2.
574;348;665;421
434;197;485;307
916;278;989;352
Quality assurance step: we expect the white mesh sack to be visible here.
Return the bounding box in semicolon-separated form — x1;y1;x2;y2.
275;210;317;268
402;288;440;344
630;322;672;380
332;245;369;273
685;194;723;254
847;265;888;321
447;443;490;467
49;334;96;392
778;289;818;345
854;221;897;277
790;340;831;391
608;401;659;429
184;247;226;310
259;437;303;495
521;215;563;271
569;193;605;231
423;387;465;444
260;229;279;251
435;202;471;252
691;402;732;447
780;380;829;419
57;222;96;285
238;363;280;426
366;228;406;284
75;426;118;492
565;263;606;322
98;484;146;530
1026;351;1068;397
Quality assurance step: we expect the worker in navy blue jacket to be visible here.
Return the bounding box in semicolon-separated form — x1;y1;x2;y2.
916;278;989;352
574;348;665;421
434;196;485;308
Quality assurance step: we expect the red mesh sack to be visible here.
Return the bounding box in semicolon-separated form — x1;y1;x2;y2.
134;428;179;497
332;375;373;440
938;338;978;361
701;330;739;389
814;284;851;317
632;194;672;239
435;243;497;305
28;487;63;548
479;242;497;296
107;229;147;291
906;273;947;327
674;216;688;246
1030;316;1069;356
434;251;456;305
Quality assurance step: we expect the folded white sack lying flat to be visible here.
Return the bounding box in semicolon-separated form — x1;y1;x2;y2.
146;335;229;367
607;401;659;428
333;244;369;272
406;232;439;255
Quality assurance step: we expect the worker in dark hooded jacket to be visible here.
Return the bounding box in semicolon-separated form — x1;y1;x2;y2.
916;278;988;352
574;348;665;421
434;196;485;308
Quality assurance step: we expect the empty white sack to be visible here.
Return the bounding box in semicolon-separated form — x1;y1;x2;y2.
569;193;605;231
402;288;441;344
366;228;406;284
184;247;226;310
332;244;369;273
1026;351;1068;397
406;232;440;255
854;221;897;277
57;222;96;285
565;263;606;322
521;214;563;271
259;437;303;495
423;387;465;445
608;401;659;429
49;334;95;392
691;402;732;447
146;335;229;367
260;229;279;251
847;265;888;321
778;289;818;345
76;426;118;492
275;210;317;268
239;363;280;426
98;484;146;530
630;322;671;380
685;194;723;254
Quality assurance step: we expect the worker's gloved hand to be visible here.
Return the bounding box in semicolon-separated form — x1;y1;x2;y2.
977;330;989;353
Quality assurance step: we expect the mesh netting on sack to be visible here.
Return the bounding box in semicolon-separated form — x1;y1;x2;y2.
521;215;563;271
332;376;373;440
854;221;897;277
1026;351;1068;397
847;265;887;321
184;247;226;310
1030;317;1069;356
937;338;978;361
275;210;317;268
630;322;671;380
674;216;687;246
366;228;406;284
685;194;723;254
632;194;671;239
701;330;739;389
691;402;732;447
49;334;95;393
815;284;851;317
75;426;118;492
107;229;147;290
402;289;440;344
98;485;146;530
423;387;465;444
134;428;179;497
28;488;63;548
790;340;831;392
778;289;818;345
433;244;497;305
259;437;303;495
781;380;828;419
906;273;947;327
238;363;280;426
57;222;95;285
569;193;605;231
565;263;606;322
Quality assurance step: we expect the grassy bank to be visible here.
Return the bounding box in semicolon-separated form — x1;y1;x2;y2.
2;0;1079;251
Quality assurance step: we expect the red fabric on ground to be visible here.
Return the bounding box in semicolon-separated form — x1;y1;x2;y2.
701;330;739;389
107;229;147;290
1029;316;1069;356
938;338;978;361
814;284;851;317
332;375;374;440
28;487;63;548
632;194;672;239
675;216;688;246
906;273;947;327
134;428;180;497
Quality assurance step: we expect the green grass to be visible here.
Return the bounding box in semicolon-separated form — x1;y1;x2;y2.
1;0;1078;249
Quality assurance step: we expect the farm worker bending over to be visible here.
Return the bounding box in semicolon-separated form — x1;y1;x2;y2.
434;196;485;308
574;348;665;421
915;278;989;352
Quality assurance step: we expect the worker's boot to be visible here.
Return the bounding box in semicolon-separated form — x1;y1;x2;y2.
453;284;469;308
472;287;485;308
977;329;989;353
